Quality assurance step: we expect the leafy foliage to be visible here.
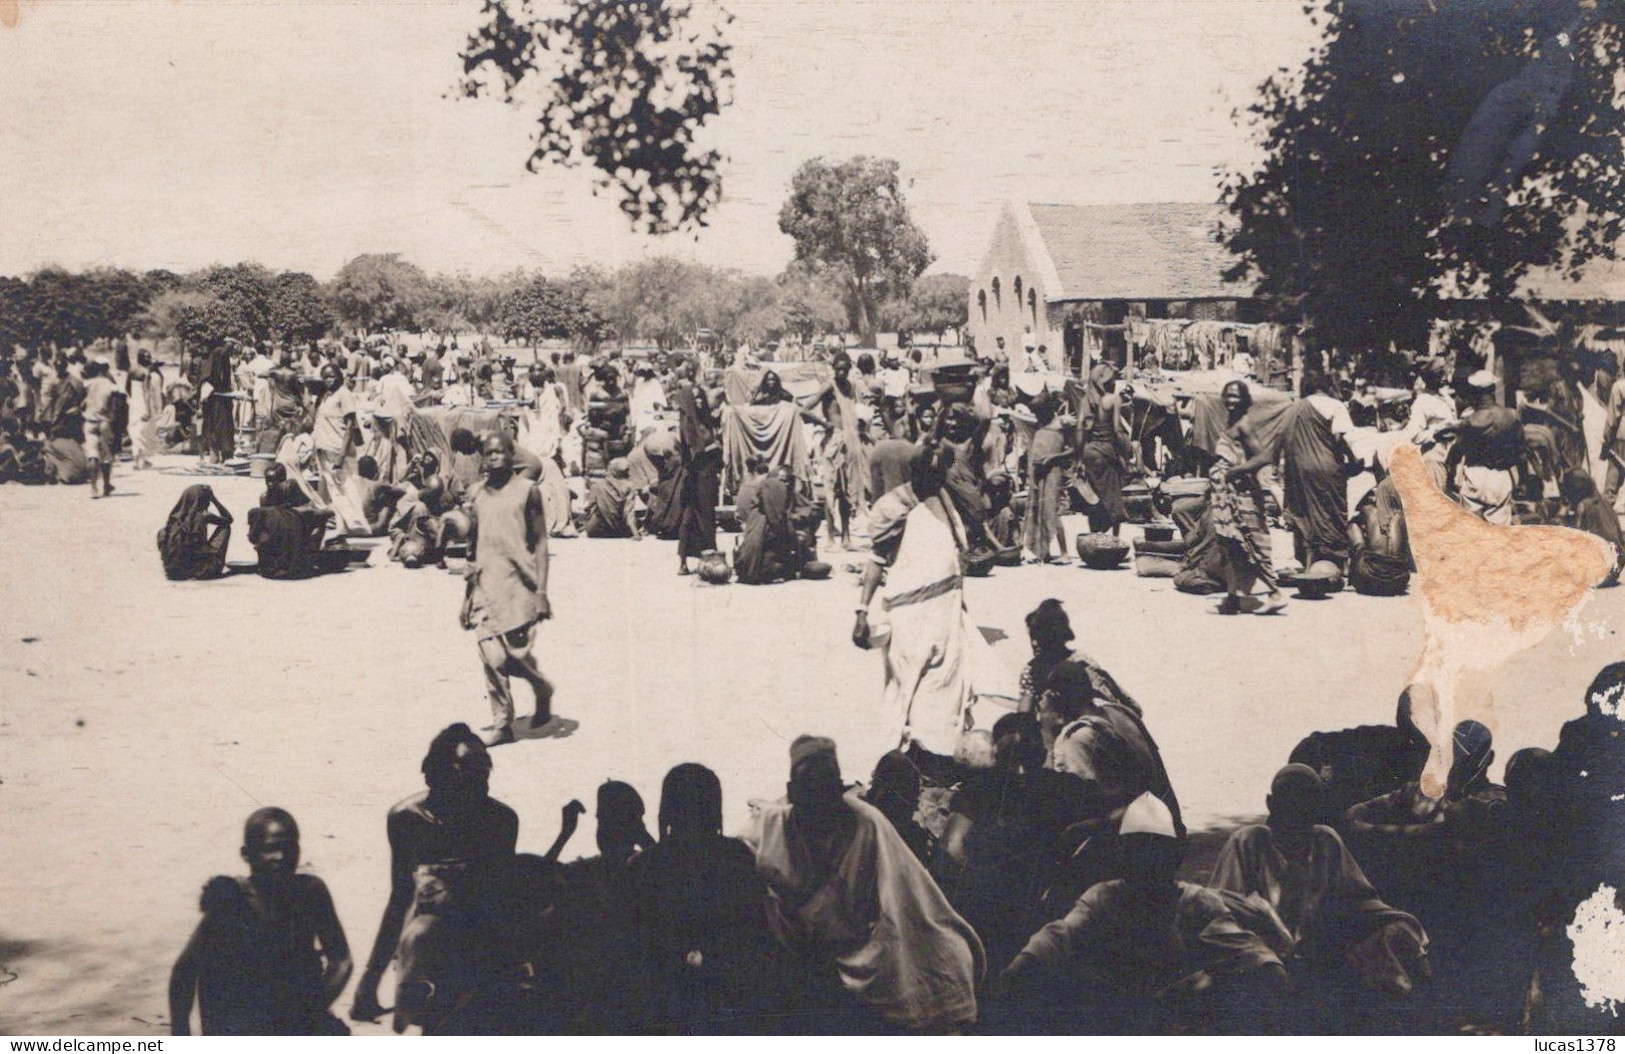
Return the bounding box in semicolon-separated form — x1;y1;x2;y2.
459;0;736;234
498;272;606;348
0;276;33;353
776;262;848;344
1222;0;1625;350
268;272;334;344
902;273;970;341
141;289;244;351
328;253;431;334
86;268;153;340
779;156;934;344
194;263;276;345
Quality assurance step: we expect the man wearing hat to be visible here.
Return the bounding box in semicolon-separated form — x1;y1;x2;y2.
751;735;984;1032
1444;369;1523;524
997;792;1285;1027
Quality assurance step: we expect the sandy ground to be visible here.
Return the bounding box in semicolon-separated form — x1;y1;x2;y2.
1;461;1620;1034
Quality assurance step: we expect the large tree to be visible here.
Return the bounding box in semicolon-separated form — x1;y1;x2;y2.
459;0;735;234
1222;0;1625;352
776;261;848;344
0;276;32;354
716;274;785;346
778;156;933;346
24;268;100;349
499;273;584;347
903;273;970;344
268;271;334;344
85;268;153;342
194;263;276;345
140;289;240;360
594;257;717;350
423;272;511;338
328;253;430;335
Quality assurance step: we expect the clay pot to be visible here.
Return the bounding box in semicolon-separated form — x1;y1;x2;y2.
1075;533;1130;569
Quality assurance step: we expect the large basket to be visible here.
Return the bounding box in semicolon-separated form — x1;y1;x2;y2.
1135;553;1183;578
1076;533;1130;569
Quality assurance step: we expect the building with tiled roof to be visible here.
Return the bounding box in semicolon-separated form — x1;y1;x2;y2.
967;200;1256;373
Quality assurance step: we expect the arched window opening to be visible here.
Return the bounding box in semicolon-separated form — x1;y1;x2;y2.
1028;288;1038;328
1013;275;1023;308
991;276;1001;311
977;289;987;323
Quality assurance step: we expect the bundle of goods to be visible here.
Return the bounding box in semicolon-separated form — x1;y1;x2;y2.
1131;535;1183;574
1076;533;1130;570
1349;550;1410;596
1133;523;1185;578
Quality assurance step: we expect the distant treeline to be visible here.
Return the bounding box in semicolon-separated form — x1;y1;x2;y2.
0;253;969;355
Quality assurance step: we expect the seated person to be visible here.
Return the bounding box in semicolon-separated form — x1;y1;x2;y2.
748;735;984;1034
996;794;1287;1033
0;414;45;484
861;749;933;864
1346;718;1507;868
353;455;406;537
1018;600;1141;748
446;428;485;501
626;764;788;1034
1346;717;1509;1019
934;712;1092;971
169;808;352;1035
550;782;656;1032
1562;468;1623;584
581;457;641;539
250;465;335;580
390;451;458;568
442;369;478;409
1287;689;1431;827
1347;471;1412;593
734;456;804;584
157;484;235;581
750;370;793;405
983;472;1019;549
1210;765;1429;997
1551;663;1625;885
1042;658;1172;830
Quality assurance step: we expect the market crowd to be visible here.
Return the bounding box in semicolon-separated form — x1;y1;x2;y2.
167;625;1625;1036
8;322;1623;616
6;324;1624;1035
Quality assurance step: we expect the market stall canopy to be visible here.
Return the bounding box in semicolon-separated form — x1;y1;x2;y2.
721;402;813;496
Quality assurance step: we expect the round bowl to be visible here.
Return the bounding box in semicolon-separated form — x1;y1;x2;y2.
1076;533;1130;569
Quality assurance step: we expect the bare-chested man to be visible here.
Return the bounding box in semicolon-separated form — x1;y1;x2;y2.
351;725;520;1029
799;350;870;548
170;807;352;1035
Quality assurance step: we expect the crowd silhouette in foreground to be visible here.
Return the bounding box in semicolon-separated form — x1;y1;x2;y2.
167;620;1625;1036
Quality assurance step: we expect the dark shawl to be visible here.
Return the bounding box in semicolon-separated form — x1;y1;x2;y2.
672;384;719;559
1280;399;1350;564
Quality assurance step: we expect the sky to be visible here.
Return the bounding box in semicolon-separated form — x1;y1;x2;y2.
0;0;1323;280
